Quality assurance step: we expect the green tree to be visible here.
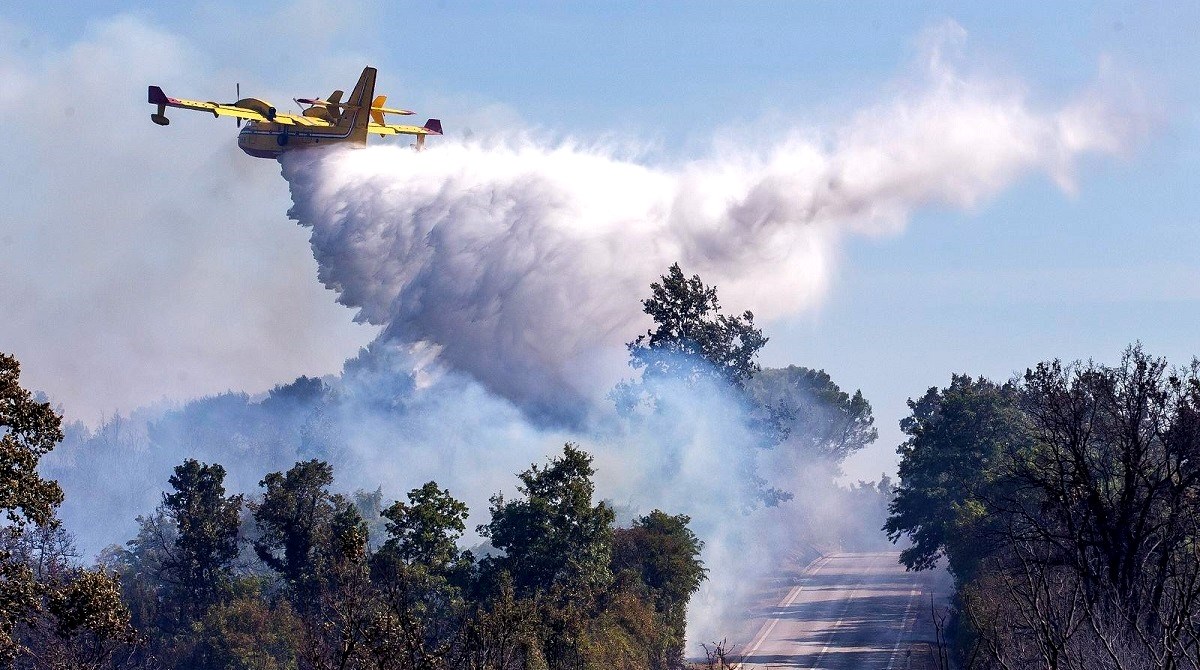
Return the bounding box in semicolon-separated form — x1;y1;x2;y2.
0;353;67;662
160;459;242;619
481;444;615;598
189;596;301;670
4;523;140;669
100;511;174;643
0;354;64;530
38;568;139;670
627;263;766;388
884;375;1026;580
887;349;1200;668
253;460;374;667
456;572;541;670
251;459;338;598
368;483;472;669
380;482;470;572
305;496;373;670
479;446;619;670
611;511;706;668
746;366;878;463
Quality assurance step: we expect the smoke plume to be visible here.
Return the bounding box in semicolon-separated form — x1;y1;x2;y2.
281;41;1130;422
37;22;1143;654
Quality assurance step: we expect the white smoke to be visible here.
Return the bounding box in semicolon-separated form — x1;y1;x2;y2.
0;15;382;423
18;16;1142;655
276;42;1139;647
281;39;1132;422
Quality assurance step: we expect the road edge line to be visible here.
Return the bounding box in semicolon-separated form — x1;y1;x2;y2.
729;553;832;670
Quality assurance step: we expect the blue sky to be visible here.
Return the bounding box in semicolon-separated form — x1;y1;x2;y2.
2;1;1197;478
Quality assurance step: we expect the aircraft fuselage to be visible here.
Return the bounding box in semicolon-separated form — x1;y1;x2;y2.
237;120;364;159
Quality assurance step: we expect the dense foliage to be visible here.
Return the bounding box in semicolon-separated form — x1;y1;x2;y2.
626;263;767;388
2;264;893;668
0;360;708;670
0;353;138;668
887;346;1200;669
108;442;703;670
745;365;878;464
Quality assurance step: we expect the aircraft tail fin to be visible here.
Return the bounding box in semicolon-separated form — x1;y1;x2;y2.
326;89;344;120
147;86;175;125
371;95;387;125
338;67;376;144
413;119;443;151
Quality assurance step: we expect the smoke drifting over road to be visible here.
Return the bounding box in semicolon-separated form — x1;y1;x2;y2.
281;42;1131;422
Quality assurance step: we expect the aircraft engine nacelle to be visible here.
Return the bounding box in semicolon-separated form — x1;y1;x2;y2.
234;97;276;120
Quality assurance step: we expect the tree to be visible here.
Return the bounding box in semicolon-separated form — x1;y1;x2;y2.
456;572;541;670
0;354;64;530
480;445;617;670
302;495;373;670
0;353;67;662
251;459;338;598
611;511;706;668
252;459;375;667
101;511;175;644
627;263;766;389
35;568;139;670
1005;348;1200;667
380;482;470;572
368;483;472;669
2;524;139;670
746;365;878;463
188;596;302;670
481;444;615;598
884;374;1027;579
886;347;1200;668
160;459;242;619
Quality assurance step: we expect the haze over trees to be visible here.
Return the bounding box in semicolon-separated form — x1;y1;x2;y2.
622;263;878;469
7;262;901;668
0;353;138;668
17;261;1200;667
626;262;767;389
746;366;878;464
1;349;714;668
62;439;711;668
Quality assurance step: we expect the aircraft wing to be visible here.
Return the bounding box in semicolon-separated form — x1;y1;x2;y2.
260;111;334;127
148;85;334;127
368;118;443;136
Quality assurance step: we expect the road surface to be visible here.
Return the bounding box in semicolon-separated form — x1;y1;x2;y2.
733;552;951;669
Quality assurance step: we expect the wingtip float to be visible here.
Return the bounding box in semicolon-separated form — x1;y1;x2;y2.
148;66;443;158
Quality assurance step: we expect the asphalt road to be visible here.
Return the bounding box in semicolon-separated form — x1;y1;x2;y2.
732;552;951;669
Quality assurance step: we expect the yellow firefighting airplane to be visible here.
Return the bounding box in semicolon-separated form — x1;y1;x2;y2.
148;66;442;158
